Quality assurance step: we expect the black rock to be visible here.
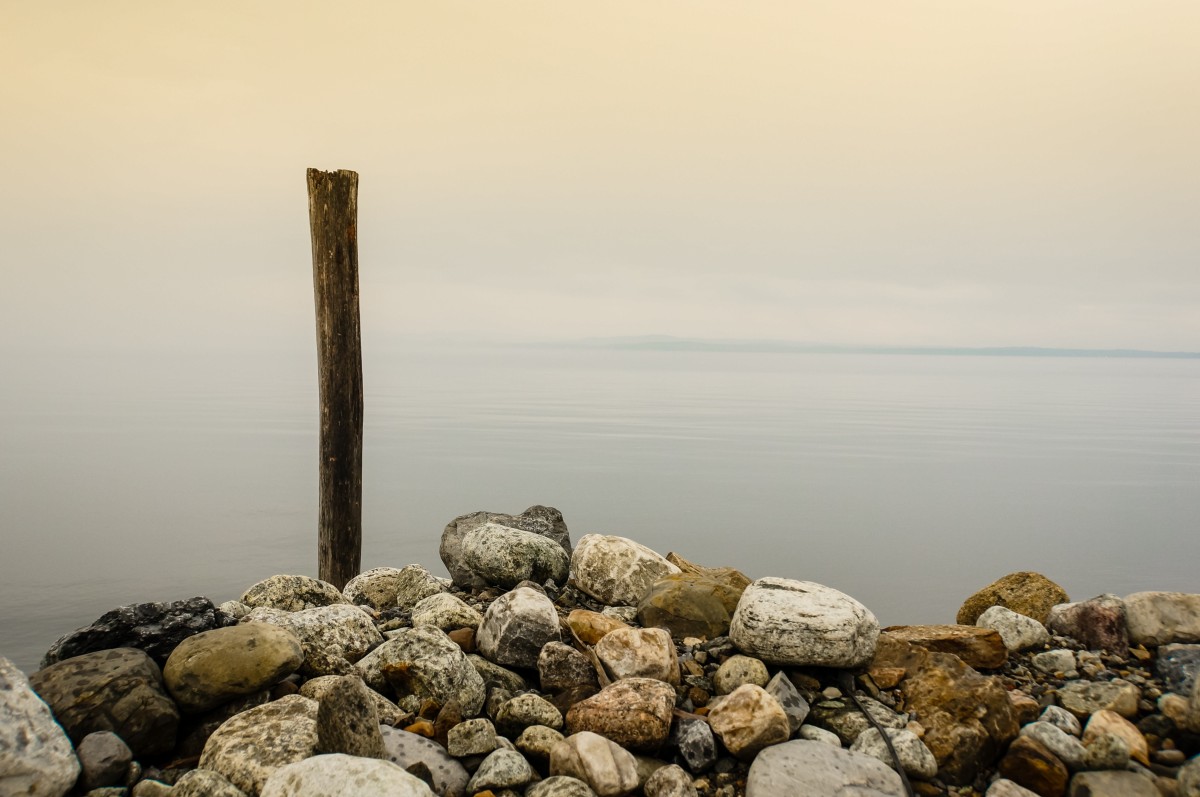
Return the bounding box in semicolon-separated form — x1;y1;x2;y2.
666;713;717;774
1156;644;1200;696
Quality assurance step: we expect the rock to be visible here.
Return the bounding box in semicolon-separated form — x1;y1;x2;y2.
356;625;486;716
987;780;1041;797
0;655;80;797
131;781;174;797
461;522;571;589
538;641;599;693
666;714;717;774
259;753;435;797
411;593;484;632
880;625;1008;669
448;717;498;756
745;739;906;797
1156;643;1200;696
730;577;880;667
1039;706;1082;737
516;725;566;764
1032;650;1078;678
468;654;528;695
240;574;349;611
40;597;227;668
241;603;382;676
957;572;1069;626
644;763;698;797
594;627;679;685
707;684;791;760
712;654;769;695
28;647;180;758
163;623;303;713
219;600;251;620
1045;595;1129;652
566;610;629;646
76;732;133;791
998;735;1069;797
765;671;809;734
1179;757;1200;797
174;691;271;758
810;695;906;745
1057;679;1140;719
442;506;572;589
1081;710;1148;766
797;724;842;746
550;731;640;797
1122;592;1200;647
466;748;537;792
299;675;404;725
571;534;681;606
198;694;318;796
379;725;471;797
527;776;600;797
477;586;562;669
566;678;675;752
637;574;740;640
315;674;386;758
977;606;1051;652
850;727;938;780
1019;722;1086;770
344;566;412;610
173;768;249;797
1082;731;1130;770
495;692;564;736
1067;770;1159;796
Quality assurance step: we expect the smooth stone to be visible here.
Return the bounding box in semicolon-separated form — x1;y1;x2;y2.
447;717;498;757
1039;706;1082;737
1081;709;1148;766
516;725;566;764
986;779;1041;797
1045;595;1129;652
571;534;681;607
344;566;410;610
1123;591;1200;646
495;692;564;736
379;725;471;796
299;675;404;725
977;606;1051;652
594;626;679;685
1067;770;1159;796
957;571;1069;625
550;731;640;797
1057;679;1140;719
197;694;318;796
410;593;484;632
538;641;599;693
461;522;571;588
131;782;173;797
765;671;809;734
315;674;385;758
466;748;537;792
1032;650;1078;678
998;735;1069;797
240;574;349;611
797;724;842;746
40;597;226;668
163;623;303;713
527;775;600;797
356;625;486;716
565;610;629;646
565;678;675;752
1156;643;1200;696
0;655;80;797
28;647;180;758
745;740;905;797
712;654;769;695
477;586;562;669
637;574;737;641
468;654;528;695
241;603;382;676
850;727;938;780
707;684;791;760
441;506;571;589
77;731;133;791
172;769;249;797
663;552;752;609
1019;721;1086;770
259;753;435;797
880;625;1008;669
644;763;698;797
665;714;717;774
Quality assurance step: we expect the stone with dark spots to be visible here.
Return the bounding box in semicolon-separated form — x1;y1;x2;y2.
1156;644;1200;696
565;678;675;752
162;623;304;713
240;574;349;612
316;674;386;758
441;506;572;589
197;694;318;795
1045;594;1129;652
957;572;1068;626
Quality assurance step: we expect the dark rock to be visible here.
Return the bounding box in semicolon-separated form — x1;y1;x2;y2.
1156;644;1200;696
77;731;133;791
998;735;1068;796
1045;595;1129;652
174;691;270;758
316;675;386;758
666;713;718;774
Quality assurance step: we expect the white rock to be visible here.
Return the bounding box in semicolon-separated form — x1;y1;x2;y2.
976;606;1050;652
594;627;679;685
198;694;318;796
260;753;434;796
1031;649;1077;677
746;739;905;796
462;523;571;588
1124;592;1200;646
0;656;80;797
550;731;640;797
477;586;562;669
571;534;680;606
729;578;880;667
1018;721;1086;769
242;603;383;675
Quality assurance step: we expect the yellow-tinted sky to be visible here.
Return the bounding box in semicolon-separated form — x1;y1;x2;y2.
3;1;1198;349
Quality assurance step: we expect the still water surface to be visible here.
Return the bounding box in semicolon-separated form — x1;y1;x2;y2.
2;345;1198;673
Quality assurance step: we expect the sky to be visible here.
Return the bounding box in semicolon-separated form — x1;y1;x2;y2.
2;1;1199;352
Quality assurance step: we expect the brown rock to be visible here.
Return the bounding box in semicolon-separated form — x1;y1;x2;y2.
637;575;735;641
1009;690;1042;726
1045;595;1128;652
957;571;1068;626
882;625;1008;669
594;627;680;685
998;735;1068;797
565;678;675;752
566;610;629;646
1082;710;1149;766
706;684;791;760
447;627;475;653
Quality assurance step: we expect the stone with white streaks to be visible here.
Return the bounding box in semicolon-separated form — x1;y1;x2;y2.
571;534;681;607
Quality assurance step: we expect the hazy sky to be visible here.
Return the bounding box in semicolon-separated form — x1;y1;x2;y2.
3;2;1198;351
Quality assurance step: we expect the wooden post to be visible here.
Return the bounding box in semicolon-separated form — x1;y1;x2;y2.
307;168;362;590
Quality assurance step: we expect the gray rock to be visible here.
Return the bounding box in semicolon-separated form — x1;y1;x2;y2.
713;655;768;695
163;623;303;713
977;606;1050;652
389;565;451;610
131;781;173;797
28;647;180;758
1179;756;1200;797
1123;591;1200;646
1039;705;1082;737
1031;649;1077;677
666;714;717;774
240;574;349;611
985;780;1041;797
218;601;251;620
462;523;571;588
551;731;640;797
746;739;905;797
538;641;599;693
495;692;563;736
198;694;318;796
379;725;471;797
1082;731;1131;770
477;586;562;669
809;695;907;745
343;566;410;610
447;717;498;757
1067;770;1159;796
240;604;382;676
797;724;842;746
0;655;80;797
260;753;435;796
594;626;679;684
526;776;599;797
468;655;528;694
1020;721;1086;770
1057;679;1140;719
571;534;680;606
172;769;249;797
316;674;386;758
644;763;698;797
355;625;486;716
466;748;537;792
299;675;404;725
765;671;809;734
850;727;938;779
730;577;880;667
1157;643;1200;696
77;732;133;791
516;725;566;764
411;593;484;632
442;506;572;589
40;597;227;668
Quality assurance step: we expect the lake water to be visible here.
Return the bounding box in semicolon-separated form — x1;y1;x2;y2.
2;344;1198;674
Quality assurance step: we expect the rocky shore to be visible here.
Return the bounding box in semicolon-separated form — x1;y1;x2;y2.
2;505;1199;797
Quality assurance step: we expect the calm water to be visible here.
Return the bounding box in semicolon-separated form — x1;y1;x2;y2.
2;344;1198;673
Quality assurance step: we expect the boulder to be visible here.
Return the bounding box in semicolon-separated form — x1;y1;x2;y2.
442;506;571;589
240;574;349;611
706;684;791;760
957;572;1069;625
745;739;906;797
637;574;739;640
40;596;227;668
1045;595;1128;652
163;623;303;713
550;731;640;797
379;725;471;797
571;534;681;606
461;522;571;588
315;674;386;758
356;625;485;716
594;626;679;684
410;593;484;632
0;655;80;797
997;735;1069;797
1123;592;1200;646
76;731;133;791
259;753;435;797
465;748;537;793
198;694;318;796
241;603;382;676
477;586;562;669
712;654;769;695
566;610;629;645
850;727;938;780
28;647;180;758
1057;679;1140;719
730;577;879;667
977;606;1051;652
566;678;676;752
881;625;1008;669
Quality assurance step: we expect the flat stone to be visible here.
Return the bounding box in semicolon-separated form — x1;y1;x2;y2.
240;574;349;611
198;694;318;796
550;731;640;797
76;731;133;791
850;727;938;780
594;626;679;685
163;623;303;713
706;684;791;760
477;586;562;669
0;655;80;797
1057;679;1140;719
881;625;1008;669
316;674;386;758
241;603;382;676
259;753;435;797
1123;591;1200;647
571;534;680;606
1067;770;1159;797
957;571;1068;625
410;592;484;632
566;678;675;752
1045;595;1129;652
730;577;880;667
977;606;1051;652
746;739;905;797
379;725;471;796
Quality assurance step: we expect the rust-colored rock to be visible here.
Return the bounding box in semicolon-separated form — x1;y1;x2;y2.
957;572;1068;626
997;735;1068;797
565;678;675;752
566;610;629;646
882;625;1008;669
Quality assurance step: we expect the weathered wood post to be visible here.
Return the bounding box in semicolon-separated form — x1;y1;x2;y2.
307;168;362;589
